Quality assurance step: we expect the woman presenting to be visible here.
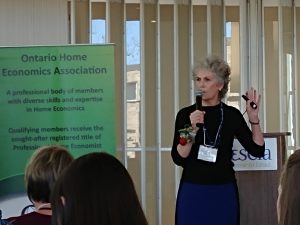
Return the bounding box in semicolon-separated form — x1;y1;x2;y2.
171;55;265;225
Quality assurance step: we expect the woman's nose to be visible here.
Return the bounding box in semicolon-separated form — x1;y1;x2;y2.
198;81;205;88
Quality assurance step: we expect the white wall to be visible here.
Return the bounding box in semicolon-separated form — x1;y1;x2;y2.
0;0;68;46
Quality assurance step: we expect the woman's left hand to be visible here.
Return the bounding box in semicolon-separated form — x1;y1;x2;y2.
245;87;260;122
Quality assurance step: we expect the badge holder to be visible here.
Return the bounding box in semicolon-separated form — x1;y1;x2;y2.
198;132;218;163
198;145;218;162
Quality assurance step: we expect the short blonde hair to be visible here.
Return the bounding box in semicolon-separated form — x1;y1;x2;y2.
25;145;73;203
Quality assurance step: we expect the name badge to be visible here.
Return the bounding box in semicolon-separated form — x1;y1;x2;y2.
198;145;218;162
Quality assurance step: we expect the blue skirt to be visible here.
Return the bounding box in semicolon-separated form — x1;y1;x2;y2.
176;182;239;225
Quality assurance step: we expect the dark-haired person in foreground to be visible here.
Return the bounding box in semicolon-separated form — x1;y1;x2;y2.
6;145;73;225
51;152;148;225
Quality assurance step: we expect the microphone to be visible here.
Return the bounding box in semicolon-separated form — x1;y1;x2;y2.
195;90;203;127
196;90;203;111
242;94;257;109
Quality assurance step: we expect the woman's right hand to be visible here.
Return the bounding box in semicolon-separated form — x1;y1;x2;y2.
190;110;205;131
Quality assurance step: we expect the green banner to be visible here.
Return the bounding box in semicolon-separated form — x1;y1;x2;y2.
0;44;115;196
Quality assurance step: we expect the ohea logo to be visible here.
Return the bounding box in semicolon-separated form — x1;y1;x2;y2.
232;148;271;161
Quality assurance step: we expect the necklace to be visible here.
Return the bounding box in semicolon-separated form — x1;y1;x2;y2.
202;102;224;147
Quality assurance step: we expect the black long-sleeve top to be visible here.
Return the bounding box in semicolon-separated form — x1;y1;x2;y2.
171;102;265;184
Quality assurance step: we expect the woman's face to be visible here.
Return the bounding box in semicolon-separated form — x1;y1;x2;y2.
194;69;224;106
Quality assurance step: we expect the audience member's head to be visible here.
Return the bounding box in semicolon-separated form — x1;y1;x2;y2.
51;152;148;225
277;150;300;225
6;145;73;225
25;145;74;207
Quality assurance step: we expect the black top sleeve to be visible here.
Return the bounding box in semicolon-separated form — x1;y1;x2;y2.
171;105;195;167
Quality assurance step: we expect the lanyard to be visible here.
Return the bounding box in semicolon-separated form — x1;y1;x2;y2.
203;103;224;148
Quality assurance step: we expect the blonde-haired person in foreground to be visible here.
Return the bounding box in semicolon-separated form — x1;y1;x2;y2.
51;152;148;225
6;145;73;225
277;150;300;225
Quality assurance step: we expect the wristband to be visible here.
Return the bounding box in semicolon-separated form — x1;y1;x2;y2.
249;120;259;125
178;125;196;146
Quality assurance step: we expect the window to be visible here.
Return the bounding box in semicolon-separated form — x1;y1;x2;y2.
127;81;138;101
